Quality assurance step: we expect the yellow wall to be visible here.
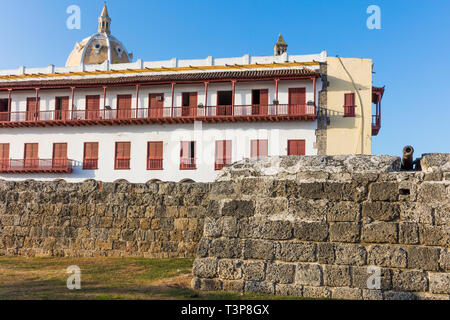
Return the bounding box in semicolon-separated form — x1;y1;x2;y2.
326;57;373;155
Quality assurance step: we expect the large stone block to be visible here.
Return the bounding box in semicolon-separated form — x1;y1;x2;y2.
289;199;327;222
294;222;328;241
243;239;274;260
327;201;360;222
440;249;450;271
242;261;266;281
318;243;335;264
361;202;400;221
407;246;440;271
324;182;366;202
418;182;447;202
192;257;218;279
217;259;243;280
368;245;407;268
244;281;275;295
222;200;255;218
275;241;316;262
334;244;367;266
275;283;303;297
429;273;450;294
392;270;428;292
295;264;323;286
368;182;399;201
398;222;419;244
296;182;325;199
332;287;363;300
257;198;288;216
330;222;361;243
324;265;351;287
351;266;392;290
302;286;332;299
266;262;296;284
418;225;449;246
209;238;243;259
362;222;398;244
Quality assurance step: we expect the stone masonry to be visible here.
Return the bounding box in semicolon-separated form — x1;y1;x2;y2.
0;180;209;258
0;153;449;300
192;154;450;300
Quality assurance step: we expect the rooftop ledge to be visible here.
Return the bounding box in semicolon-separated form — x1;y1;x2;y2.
0;51;327;82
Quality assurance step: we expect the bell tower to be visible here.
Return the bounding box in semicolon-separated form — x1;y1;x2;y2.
98;4;111;34
274;34;288;56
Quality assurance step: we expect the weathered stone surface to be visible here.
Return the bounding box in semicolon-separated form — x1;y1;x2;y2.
294;222;328;241
399;222;419;244
327;202;360;222
352;266;392;290
192;258;218;279
324;265;351;287
222;200;255;218
275;283;303;297
302;286;332;299
275;241;316;262
318;243;335;264
334;244;367;266
440;249;450;271
332;287;363;300
392;270;428;292
362;222;398;244
295;264;323;286
244;281;274;295
362;202;400;221
330;222;360;243
266;263;296;284
368;245;407;268
407;246;440;271
242;261;266;281
429;273;450;294
417;182;447;202
209;239;243;259
242;239;274;260
368;182;399;201
217;259;242;280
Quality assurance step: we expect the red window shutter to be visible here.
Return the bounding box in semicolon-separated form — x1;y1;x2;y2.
180;141;196;170
83;142;98;170
86;95;100;120
117;94;132;119
147;141;163;170
0;143;9;169
344;93;355;117
260;89;269;106
288;140;306;156
53;143;67;159
24;143;38;168
115;142;131;170
215;140;232;170
189;92;198;108
251;140;268;158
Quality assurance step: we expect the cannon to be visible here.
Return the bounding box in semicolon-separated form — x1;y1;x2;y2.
401;145;414;171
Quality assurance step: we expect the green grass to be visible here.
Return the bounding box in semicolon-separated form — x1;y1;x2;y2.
0;257;310;300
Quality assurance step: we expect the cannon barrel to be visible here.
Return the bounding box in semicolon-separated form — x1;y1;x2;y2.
401;145;414;170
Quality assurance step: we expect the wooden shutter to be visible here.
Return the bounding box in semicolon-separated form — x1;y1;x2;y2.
53;143;68;168
287;140;306;156
147;141;163;170
288;88;306;115
260;89;269;115
149;93;164;118
83;142;99;170
115;142;130;169
86;95;100;120
0;143;9;168
26;97;40;121
24;143;38;168
189;92;198;108
117;94;132;119
345;93;355;107
251;140;268;158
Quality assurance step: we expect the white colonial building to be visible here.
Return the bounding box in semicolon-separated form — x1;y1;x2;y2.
0;5;384;183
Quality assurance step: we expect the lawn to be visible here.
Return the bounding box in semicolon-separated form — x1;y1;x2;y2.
0;257;305;300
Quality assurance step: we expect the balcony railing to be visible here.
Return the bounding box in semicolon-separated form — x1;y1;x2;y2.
180;158;196;170
115;158;130;170
0;158;73;173
372;115;381;136
0;104;316;127
83;158;98;170
147;158;163;170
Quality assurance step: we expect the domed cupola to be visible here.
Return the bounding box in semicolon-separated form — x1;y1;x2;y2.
66;4;133;67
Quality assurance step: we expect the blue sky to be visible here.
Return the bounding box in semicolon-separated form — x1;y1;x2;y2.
0;0;449;157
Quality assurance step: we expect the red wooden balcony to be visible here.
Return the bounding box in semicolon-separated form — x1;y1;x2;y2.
0;158;73;173
0;104;316;128
180;158;196;170
147;158;163;170
372;115;381;136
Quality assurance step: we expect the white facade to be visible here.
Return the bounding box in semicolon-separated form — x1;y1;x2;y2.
0;51;325;183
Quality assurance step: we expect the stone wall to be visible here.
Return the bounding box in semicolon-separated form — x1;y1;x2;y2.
0;180;210;258
192;154;450;300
